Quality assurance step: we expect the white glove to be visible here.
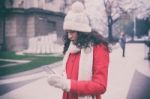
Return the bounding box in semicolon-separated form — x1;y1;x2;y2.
47;74;71;92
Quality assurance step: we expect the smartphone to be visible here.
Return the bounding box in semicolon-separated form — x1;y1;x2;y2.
43;66;56;74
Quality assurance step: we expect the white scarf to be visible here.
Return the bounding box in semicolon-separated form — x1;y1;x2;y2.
62;42;96;99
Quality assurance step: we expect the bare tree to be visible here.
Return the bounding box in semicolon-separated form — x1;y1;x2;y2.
102;0;149;42
103;0;131;42
64;0;150;42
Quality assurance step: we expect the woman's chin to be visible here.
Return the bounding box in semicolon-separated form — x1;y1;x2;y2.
71;41;76;44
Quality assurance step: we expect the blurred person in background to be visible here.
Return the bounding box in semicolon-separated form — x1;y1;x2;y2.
119;31;126;57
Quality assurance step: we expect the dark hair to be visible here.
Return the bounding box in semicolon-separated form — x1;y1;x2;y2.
63;30;110;54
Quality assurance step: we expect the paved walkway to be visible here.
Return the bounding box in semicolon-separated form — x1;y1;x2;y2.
102;43;150;99
0;43;149;99
0;59;31;67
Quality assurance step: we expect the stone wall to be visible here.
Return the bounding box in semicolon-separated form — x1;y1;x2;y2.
3;9;65;52
5;14;28;51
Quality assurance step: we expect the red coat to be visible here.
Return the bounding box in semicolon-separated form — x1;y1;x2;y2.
63;44;109;99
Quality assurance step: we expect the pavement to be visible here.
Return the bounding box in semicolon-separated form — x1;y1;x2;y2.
0;43;150;99
102;43;150;99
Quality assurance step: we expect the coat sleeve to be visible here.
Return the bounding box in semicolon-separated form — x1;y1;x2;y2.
70;44;109;96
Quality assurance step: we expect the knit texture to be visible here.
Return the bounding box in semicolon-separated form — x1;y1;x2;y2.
63;1;91;33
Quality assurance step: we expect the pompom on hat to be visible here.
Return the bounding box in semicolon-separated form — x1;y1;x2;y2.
63;1;92;33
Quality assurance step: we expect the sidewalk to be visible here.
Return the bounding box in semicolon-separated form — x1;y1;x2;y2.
0;43;149;99
102;43;150;99
0;62;64;99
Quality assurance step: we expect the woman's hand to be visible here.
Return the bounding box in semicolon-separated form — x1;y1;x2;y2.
47;74;71;92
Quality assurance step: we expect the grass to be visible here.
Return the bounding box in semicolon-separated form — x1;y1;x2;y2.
0;52;36;59
0;52;63;76
0;61;16;66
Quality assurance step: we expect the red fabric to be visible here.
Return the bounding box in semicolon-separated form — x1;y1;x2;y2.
63;44;109;99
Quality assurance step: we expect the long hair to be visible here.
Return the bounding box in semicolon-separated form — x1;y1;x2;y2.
63;30;110;54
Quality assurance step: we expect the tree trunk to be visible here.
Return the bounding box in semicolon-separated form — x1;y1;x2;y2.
108;15;113;42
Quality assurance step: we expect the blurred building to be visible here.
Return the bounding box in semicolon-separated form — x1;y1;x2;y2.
5;0;65;12
0;0;67;52
0;0;85;52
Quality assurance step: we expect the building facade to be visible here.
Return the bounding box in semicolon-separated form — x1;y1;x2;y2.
0;0;66;52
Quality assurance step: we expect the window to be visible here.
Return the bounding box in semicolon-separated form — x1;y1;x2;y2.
47;20;56;32
45;0;53;3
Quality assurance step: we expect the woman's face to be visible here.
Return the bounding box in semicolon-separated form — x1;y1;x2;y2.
67;30;78;43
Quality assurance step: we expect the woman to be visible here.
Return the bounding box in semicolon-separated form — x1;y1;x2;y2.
47;1;110;99
119;32;126;57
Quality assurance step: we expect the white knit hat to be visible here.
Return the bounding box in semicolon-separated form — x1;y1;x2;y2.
63;1;91;33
